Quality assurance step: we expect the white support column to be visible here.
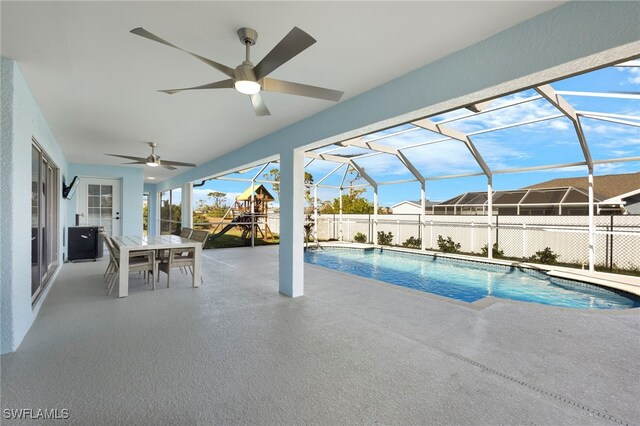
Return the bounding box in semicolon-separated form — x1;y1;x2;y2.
313;185;318;243
250;180;255;247
279;149;305;297
588;171;595;272
487;177;493;259
373;186;378;244
181;182;193;230
339;187;344;241
420;182;426;251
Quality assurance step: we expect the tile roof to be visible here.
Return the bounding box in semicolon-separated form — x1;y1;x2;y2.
524;172;640;200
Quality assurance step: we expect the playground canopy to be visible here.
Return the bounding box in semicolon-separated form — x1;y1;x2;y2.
236;184;275;202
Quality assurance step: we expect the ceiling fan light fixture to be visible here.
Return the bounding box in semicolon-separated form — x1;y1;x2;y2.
146;161;159;167
234;80;261;95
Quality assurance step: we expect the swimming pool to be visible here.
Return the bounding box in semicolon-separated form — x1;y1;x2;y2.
304;248;640;309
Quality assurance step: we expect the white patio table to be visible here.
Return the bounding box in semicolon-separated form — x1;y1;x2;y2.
111;235;202;297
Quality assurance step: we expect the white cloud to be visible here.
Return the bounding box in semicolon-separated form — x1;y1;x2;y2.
447;93;564;134
625;67;640;85
549;120;570;131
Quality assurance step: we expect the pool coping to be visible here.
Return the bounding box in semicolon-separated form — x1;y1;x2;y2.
311;242;640;298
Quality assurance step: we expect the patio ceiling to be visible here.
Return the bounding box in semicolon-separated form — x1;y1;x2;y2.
0;1;563;181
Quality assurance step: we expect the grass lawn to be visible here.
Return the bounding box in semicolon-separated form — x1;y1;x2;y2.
204;227;279;249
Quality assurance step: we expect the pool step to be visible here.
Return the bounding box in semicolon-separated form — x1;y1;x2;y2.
547;270;640;297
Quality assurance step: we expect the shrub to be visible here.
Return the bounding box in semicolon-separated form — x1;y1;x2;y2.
377;231;394;246
402;236;421;249
481;243;504;258
437;235;461;253
303;214;314;245
353;232;367;243
529;247;559;264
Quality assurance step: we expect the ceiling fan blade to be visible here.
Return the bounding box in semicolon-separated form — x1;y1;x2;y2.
250;93;271;116
105;154;147;162
160;159;197;167
158;79;234;95
130;27;235;78
161;164;178;170
253;27;316;81
123;161;147;165
262;78;344;102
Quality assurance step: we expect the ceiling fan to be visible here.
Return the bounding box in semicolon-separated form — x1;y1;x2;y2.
130;26;344;116
105;143;196;170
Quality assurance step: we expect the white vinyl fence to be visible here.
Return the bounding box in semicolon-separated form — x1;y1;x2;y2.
267;214;640;270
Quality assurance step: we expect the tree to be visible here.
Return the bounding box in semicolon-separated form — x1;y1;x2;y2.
318;200;335;214
262;168;314;203
142;204;148;230
330;189;374;214
264;169;281;196
207;191;228;217
207;191;227;208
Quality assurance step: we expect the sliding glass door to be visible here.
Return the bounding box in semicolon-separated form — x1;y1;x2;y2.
32;140;59;303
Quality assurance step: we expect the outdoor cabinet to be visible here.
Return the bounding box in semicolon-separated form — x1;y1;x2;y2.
68;226;104;261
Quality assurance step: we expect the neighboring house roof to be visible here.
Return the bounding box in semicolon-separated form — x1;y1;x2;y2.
438;187;602;207
391;200;439;209
236;184;275;201
524;172;640;200
435;172;640;208
601;188;640;204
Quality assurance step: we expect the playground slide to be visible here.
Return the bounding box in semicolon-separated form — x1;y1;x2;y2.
208;215;253;242
208;223;238;242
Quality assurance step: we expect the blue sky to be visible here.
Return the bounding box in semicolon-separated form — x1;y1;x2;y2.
193;62;639;208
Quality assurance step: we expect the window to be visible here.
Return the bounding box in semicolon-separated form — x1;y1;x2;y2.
160;188;181;235
32;140;59;303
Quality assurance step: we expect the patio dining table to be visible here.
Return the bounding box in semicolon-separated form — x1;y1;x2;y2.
111;235;202;297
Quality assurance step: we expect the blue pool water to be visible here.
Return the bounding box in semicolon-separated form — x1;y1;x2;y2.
304;248;640;310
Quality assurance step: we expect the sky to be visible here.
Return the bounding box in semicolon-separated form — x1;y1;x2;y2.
189;62;639;209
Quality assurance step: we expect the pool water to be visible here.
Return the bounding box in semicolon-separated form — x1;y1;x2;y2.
304;248;640;310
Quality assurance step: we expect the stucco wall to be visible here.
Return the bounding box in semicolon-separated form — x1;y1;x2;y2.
1;58;69;354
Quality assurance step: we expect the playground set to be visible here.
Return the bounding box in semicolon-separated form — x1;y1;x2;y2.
209;184;275;244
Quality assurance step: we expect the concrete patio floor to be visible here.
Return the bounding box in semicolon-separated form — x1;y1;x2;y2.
1;245;639;425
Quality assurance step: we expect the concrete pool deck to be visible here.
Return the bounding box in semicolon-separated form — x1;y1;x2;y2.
1;245;639;425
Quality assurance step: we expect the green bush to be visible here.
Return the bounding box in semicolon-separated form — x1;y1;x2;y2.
481;243;504;258
353;232;367;243
437;235;461;253
529;247;559;264
402;236;421;249
377;231;394;246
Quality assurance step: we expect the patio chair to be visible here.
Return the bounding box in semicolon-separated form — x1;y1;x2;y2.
188;230;209;283
158;247;196;288
180;227;193;239
190;230;209;245
101;231;115;283
103;235;159;295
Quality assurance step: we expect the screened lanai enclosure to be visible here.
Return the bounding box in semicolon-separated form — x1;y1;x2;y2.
190;59;640;274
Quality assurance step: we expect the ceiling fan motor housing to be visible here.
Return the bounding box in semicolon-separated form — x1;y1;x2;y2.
146;154;160;164
237;27;258;46
234;62;258;83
